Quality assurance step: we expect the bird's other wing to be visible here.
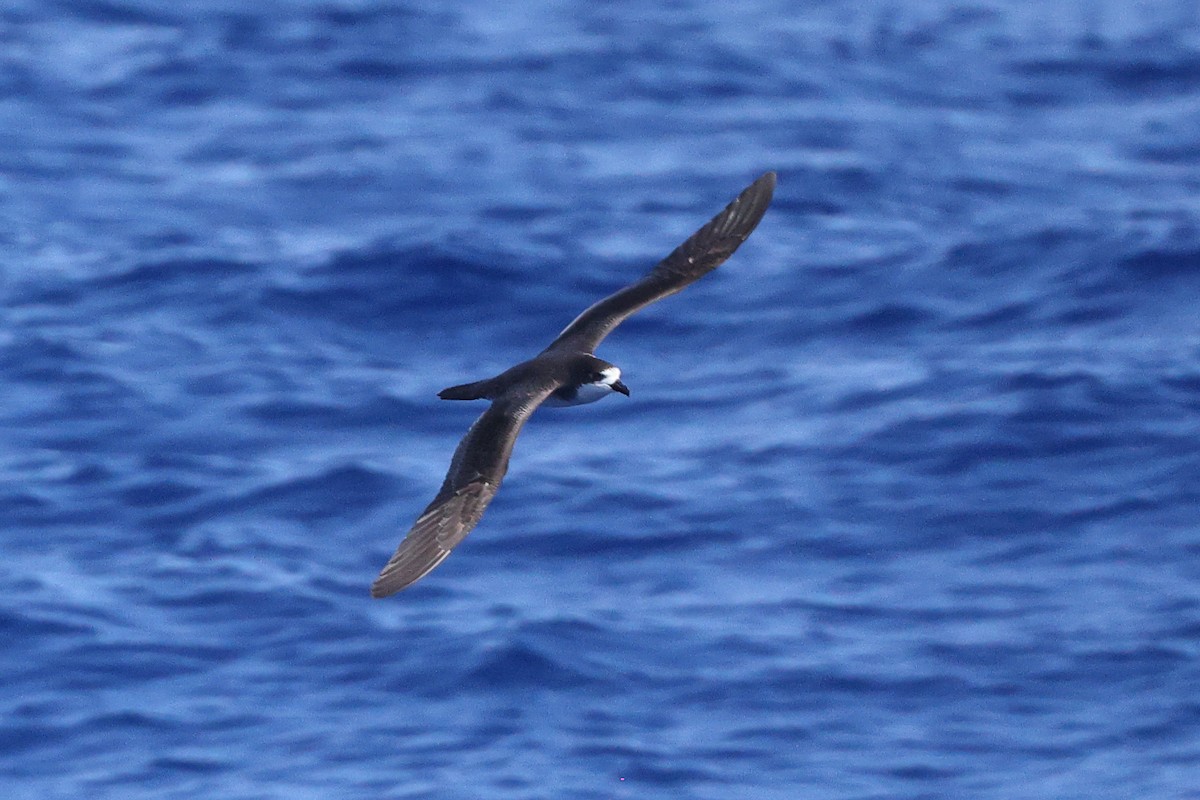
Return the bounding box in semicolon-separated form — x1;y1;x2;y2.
370;386;557;597
543;171;775;355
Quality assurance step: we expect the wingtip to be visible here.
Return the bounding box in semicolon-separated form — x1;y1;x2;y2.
371;567;418;598
751;170;777;199
370;567;412;598
720;170;775;238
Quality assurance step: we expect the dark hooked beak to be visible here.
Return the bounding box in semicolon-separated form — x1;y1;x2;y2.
611;380;630;396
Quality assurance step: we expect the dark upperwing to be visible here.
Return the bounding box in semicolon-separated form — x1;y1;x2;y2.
370;386;555;597
543;171;775;356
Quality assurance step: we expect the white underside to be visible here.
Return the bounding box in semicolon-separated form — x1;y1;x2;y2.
543;381;615;407
544;366;622;407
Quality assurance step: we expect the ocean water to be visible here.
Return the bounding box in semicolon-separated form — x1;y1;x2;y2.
3;1;1200;798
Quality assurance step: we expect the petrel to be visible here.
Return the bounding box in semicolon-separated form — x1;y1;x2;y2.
371;172;776;597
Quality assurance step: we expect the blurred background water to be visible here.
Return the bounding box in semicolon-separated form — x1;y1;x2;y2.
3;1;1200;798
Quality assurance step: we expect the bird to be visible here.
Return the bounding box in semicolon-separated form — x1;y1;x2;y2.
371;171;776;597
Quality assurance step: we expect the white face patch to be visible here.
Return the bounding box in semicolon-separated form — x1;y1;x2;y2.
543;364;624;407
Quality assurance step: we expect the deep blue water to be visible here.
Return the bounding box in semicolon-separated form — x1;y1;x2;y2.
4;1;1200;798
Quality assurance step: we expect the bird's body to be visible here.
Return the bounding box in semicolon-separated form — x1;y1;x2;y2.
371;172;776;597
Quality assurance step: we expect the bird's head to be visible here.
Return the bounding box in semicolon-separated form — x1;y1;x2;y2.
579;355;629;396
552;355;629;406
593;365;630;397
578;357;628;393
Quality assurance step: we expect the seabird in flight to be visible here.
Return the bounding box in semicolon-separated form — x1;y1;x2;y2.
372;171;776;597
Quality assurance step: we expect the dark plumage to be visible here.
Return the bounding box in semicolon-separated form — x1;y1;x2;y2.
371;172;776;597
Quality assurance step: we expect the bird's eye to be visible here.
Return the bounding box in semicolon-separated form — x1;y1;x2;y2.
589;372;604;382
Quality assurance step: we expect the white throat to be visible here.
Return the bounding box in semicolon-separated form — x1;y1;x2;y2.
569;381;616;405
544;366;623;407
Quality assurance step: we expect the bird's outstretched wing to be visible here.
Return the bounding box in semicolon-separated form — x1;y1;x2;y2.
371;388;555;597
543;171;775;355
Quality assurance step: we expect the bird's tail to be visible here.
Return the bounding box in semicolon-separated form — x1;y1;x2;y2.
437;379;494;400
